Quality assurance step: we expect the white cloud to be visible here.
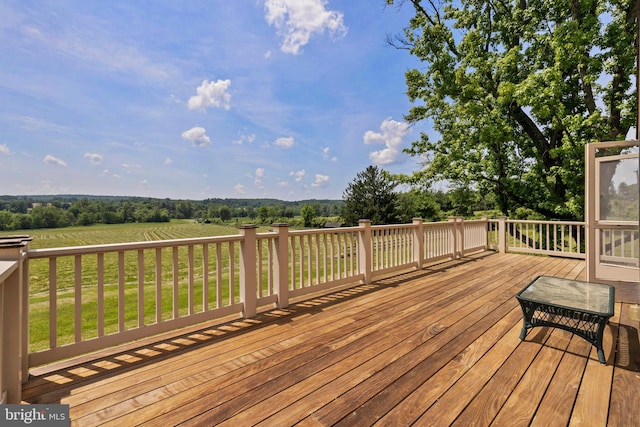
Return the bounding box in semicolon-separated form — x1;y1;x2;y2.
311;174;329;187
232;133;256;145
43;154;67;167
234;183;246;194
264;0;347;55
321;146;336;161
254;168;266;188
84;152;103;165
164;158;172;165
364;118;410;165
188;79;232;111
290;169;305;182
0;144;10;155
274;136;295;148
181;126;211;147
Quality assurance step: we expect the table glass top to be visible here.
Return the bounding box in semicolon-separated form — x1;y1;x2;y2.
517;276;614;314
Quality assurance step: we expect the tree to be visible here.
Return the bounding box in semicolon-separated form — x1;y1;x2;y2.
341;166;399;225
219;205;232;222
396;189;443;222
388;0;637;220
301;204;316;227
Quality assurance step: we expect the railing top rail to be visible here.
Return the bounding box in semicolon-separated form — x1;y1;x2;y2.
463;219;489;224
27;234;245;259
589;139;638;150
288;226;360;236
370;223;417;230
506;219;585;226
423;221;453;228
0;260;18;282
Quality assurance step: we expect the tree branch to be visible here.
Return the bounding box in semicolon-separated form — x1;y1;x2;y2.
409;0;460;57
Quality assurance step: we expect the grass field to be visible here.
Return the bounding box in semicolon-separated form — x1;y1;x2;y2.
17;219;267;250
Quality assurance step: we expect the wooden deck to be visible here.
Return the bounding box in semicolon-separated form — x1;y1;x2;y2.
22;252;640;426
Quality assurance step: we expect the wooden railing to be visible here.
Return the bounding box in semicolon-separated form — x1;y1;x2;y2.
488;217;586;259
0;236;31;405
598;224;639;267
0;216;593;403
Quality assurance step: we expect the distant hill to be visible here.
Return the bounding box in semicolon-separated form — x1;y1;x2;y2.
0;194;342;206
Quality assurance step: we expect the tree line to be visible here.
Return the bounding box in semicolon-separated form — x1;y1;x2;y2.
0;179;501;232
0;196;342;231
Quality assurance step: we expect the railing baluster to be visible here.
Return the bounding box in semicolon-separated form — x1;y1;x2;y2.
118;251;125;332
229;241;235;304
188;244;194;315
307;235;312;286
257;238;264;298
172;247;179;319
216;242;222;308
300;235;305;288
97;253;104;337
202;244;209;311
49;258;57;349
137;250;144;328
74;255;82;343
155;248;162;323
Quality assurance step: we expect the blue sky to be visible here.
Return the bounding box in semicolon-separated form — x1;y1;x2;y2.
0;0;430;201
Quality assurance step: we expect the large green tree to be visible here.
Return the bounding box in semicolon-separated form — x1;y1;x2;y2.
388;0;637;220
341;166;399;225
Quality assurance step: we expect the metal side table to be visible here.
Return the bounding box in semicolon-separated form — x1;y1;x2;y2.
516;276;615;364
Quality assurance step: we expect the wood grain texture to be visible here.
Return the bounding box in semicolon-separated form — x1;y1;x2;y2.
19;253;638;427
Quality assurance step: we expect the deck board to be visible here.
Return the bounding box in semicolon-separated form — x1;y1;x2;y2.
21;252;640;426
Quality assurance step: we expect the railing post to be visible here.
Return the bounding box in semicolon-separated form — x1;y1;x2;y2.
448;217;458;259
481;217;488;250
358;220;372;284
498;216;507;253
238;225;258;318
412;218;424;269
0;235;31;404
457;216;465;257
271;223;289;309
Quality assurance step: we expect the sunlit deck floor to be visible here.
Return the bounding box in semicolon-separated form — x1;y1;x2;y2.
22;252;640;426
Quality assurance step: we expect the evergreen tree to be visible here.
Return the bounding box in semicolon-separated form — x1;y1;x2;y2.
341;166;399;225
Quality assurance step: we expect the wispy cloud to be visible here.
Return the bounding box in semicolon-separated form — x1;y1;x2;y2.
290;169;305;182
322;146;337;161
311;174;329;187
0;144;10;155
13;115;68;133
234;183;246;194
15;11;175;81
43;154;67;167
84;152;103;165
274;136;295;148
232;133;256;145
